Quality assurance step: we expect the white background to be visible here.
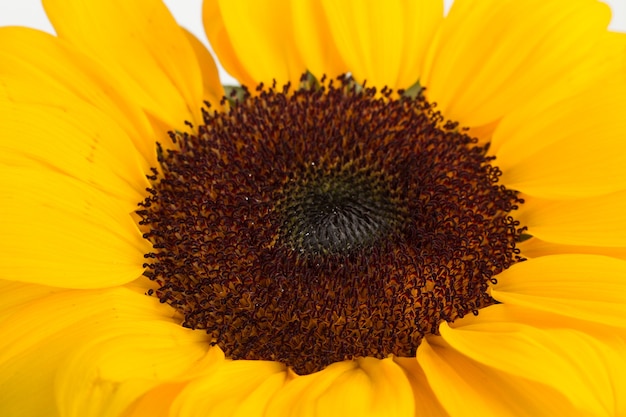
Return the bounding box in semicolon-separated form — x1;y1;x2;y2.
0;0;625;86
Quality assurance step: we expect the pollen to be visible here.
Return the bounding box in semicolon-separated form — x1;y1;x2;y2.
137;76;525;375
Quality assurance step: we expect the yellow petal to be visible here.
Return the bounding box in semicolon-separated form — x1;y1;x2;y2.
202;0;256;87
0;285;60;332
0;167;148;288
205;0;305;87
265;361;356;417
181;29;225;111
123;383;187;417
56;316;217;417
437;320;620;414
0;284;216;417
418;336;582;417
0;27;158;170
318;0;442;89
448;303;626;415
171;360;288;417
491;254;626;329
519;238;626;261
0;86;150;210
266;358;414;417
124;347;227;417
291;0;349;80
43;0;209;129
0;281;62;416
421;0;613;128
493;78;626;198
517;191;626;247
392;357;448;416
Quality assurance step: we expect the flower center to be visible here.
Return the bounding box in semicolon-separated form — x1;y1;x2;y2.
278;163;403;257
137;77;525;375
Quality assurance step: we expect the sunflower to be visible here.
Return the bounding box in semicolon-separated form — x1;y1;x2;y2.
2;0;626;415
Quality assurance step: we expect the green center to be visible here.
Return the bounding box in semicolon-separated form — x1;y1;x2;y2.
279;164;403;256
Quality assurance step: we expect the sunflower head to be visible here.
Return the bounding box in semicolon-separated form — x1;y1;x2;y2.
4;0;626;414
137;77;525;374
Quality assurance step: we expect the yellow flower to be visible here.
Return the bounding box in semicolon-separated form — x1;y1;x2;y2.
2;0;626;416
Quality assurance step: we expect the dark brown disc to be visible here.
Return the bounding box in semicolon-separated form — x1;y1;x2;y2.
137;77;525;375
